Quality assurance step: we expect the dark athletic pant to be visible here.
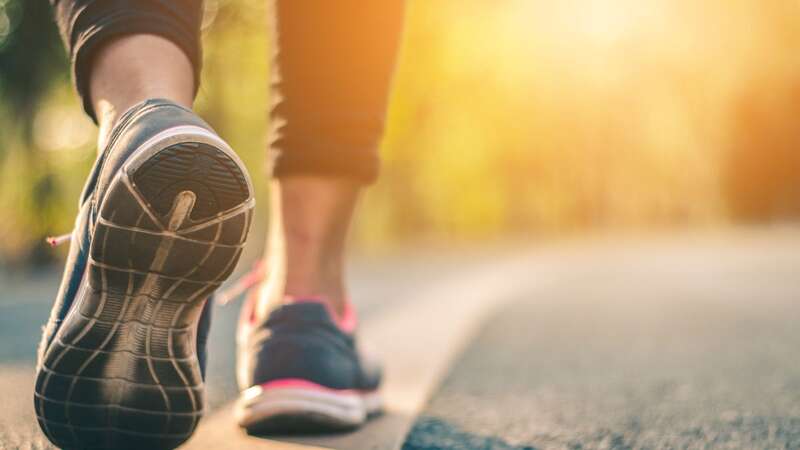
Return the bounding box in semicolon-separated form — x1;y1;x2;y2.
49;1;405;184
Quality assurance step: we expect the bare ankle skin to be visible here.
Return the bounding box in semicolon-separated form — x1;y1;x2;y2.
89;34;195;152
256;176;361;321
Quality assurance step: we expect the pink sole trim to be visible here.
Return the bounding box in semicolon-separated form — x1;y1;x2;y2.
258;378;375;396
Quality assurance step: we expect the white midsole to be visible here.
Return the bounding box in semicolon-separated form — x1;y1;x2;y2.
235;385;382;429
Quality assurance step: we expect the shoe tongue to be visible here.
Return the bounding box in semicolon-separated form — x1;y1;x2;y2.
283;296;357;334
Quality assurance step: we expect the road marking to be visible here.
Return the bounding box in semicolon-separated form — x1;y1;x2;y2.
185;252;560;450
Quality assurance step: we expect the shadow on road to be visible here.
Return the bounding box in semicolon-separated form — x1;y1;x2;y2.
403;416;537;450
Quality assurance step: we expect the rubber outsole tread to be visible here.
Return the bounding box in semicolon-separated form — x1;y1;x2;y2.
35;137;253;450
133;143;249;222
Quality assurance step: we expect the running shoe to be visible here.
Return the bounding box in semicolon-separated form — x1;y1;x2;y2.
235;294;382;434
34;99;254;449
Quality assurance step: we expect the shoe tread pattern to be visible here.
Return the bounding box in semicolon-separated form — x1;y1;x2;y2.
35;141;253;450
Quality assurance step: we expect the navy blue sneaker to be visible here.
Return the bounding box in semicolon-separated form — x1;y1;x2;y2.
34;99;254;450
235;295;382;434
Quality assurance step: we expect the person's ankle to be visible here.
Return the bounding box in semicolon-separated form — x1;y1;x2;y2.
283;276;348;316
89;34;195;151
252;265;349;322
283;294;357;333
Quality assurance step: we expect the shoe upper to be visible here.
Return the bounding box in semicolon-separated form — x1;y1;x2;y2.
37;99;216;376
237;298;382;393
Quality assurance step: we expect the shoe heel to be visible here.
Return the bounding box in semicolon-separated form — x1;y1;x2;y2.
35;129;254;450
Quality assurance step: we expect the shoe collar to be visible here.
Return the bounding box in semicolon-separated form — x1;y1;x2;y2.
238;290;358;338
283;296;358;334
228;260;359;336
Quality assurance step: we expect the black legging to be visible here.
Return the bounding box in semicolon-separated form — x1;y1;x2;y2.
49;0;405;184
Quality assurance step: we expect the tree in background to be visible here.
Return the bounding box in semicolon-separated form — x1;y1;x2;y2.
2;0;800;268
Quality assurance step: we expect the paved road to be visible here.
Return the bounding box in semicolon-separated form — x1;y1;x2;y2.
0;247;508;449
2;229;799;449
405;230;800;449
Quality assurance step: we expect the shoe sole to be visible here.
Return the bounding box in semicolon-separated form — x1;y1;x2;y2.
35;126;254;450
235;380;382;435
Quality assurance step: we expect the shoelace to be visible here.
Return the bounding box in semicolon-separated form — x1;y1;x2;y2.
46;231;267;306
46;233;72;247
215;259;267;305
216;260;358;333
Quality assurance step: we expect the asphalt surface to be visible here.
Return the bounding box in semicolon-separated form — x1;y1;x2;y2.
404;231;800;450
0;248;504;449
2;229;799;449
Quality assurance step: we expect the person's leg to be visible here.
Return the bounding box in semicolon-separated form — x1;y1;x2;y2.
37;2;254;448
50;0;203;148
256;0;406;321
234;0;404;434
258;177;361;318
90;34;195;150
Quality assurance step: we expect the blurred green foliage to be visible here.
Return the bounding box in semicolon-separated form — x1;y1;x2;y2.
2;0;800;267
